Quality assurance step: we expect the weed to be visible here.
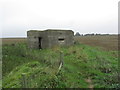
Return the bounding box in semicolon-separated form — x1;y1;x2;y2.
2;42;119;88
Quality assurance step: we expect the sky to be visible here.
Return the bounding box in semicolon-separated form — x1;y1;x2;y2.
0;0;119;38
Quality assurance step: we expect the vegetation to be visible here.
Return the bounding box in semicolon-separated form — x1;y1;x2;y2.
2;41;119;88
75;32;81;36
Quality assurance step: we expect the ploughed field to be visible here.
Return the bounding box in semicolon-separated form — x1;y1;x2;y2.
2;35;119;88
2;38;26;45
74;35;118;51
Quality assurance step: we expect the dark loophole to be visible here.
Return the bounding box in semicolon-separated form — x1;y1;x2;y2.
58;38;64;41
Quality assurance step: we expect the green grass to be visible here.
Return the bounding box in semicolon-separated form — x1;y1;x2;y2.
2;42;119;88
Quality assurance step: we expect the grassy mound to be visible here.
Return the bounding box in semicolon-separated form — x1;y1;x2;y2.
2;43;119;88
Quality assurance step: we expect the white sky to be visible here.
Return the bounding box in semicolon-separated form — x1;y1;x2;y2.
0;0;119;37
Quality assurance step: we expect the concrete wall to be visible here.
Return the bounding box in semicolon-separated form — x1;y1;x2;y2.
27;30;40;49
27;29;74;49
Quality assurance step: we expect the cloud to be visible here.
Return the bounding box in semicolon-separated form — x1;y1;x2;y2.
0;0;119;37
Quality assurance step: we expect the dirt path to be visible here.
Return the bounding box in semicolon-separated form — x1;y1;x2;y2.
85;77;94;89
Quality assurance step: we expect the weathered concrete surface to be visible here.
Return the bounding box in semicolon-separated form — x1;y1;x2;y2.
27;29;74;49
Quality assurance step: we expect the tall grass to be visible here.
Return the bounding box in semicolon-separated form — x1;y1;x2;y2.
2;42;119;88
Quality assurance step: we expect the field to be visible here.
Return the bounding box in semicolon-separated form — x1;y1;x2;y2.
74;35;118;51
2;38;26;45
1;35;119;88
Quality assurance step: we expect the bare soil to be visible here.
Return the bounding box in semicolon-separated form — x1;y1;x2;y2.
74;35;118;51
2;38;26;45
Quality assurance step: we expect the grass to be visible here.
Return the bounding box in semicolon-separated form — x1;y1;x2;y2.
2;41;119;88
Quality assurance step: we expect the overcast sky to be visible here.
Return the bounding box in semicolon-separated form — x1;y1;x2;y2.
0;0;119;37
